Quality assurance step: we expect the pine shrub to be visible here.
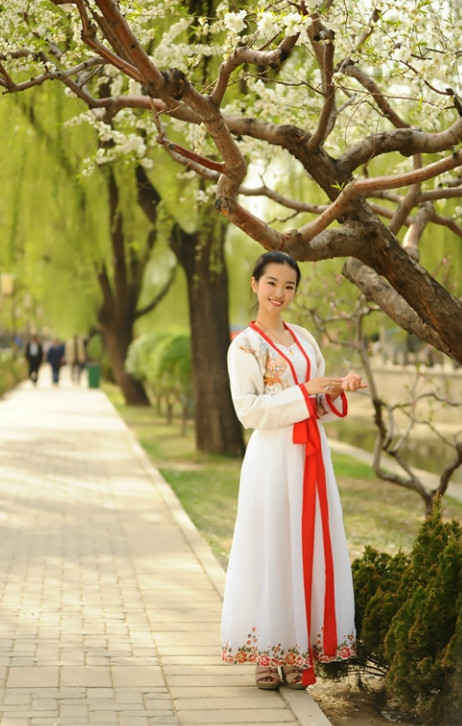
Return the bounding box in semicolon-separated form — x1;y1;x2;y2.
348;502;462;726
349;500;462;725
352;546;409;674
384;502;462;725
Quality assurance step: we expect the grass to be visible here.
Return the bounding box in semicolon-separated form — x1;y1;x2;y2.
106;384;462;567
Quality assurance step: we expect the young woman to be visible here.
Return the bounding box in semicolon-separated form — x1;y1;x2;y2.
221;251;366;690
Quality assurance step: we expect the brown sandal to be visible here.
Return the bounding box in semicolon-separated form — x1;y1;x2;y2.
255;664;280;690
281;666;306;690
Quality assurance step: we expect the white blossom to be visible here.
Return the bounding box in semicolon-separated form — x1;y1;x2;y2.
257;12;279;39
283;12;302;36
224;10;247;34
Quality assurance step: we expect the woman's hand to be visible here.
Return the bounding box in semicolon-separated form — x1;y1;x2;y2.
341;373;367;392
303;377;343;396
303;373;367;398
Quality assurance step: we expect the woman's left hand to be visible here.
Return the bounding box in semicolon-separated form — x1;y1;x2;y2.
326;373;367;398
342;373;367;391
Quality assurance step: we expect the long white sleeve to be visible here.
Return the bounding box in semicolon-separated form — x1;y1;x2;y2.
227;339;310;430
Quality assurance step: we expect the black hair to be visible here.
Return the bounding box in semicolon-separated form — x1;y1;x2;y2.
252;250;301;289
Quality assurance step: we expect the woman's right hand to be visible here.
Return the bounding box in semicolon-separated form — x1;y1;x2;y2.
302;377;343;396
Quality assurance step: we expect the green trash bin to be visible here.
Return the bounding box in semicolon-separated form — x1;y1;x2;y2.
87;362;101;389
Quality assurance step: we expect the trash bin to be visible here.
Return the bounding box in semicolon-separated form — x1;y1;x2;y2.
87;362;101;389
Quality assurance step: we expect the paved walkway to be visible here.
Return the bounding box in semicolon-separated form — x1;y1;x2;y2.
0;368;331;726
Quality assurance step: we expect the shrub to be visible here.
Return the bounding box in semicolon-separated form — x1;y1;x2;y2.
352;547;409;674
125;332;192;428
384;502;462;725
0;350;27;396
350;500;462;725
125;332;168;383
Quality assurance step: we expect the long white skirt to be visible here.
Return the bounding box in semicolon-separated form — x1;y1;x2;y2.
221;423;356;669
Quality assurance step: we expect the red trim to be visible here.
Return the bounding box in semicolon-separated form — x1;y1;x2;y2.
298;383;317;418
326;392;348;417
249;321;311;383
250;321;341;685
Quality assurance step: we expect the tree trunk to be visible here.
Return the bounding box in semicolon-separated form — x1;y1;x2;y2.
170;215;245;457
98;300;151;406
95;167;151;406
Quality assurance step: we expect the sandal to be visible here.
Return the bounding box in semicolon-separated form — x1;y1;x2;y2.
281;665;306;690
255;664;280;690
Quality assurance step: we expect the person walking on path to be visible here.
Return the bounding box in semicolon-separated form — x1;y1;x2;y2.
221;251;366;691
47;337;65;385
65;333;86;384
24;333;43;384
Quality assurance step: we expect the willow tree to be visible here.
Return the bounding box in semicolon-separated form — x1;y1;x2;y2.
1;1;462;362
0;88;178;405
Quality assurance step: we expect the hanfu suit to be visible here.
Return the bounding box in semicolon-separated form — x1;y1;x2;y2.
221;322;356;685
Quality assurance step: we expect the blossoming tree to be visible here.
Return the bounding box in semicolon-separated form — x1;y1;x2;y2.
1;0;462;368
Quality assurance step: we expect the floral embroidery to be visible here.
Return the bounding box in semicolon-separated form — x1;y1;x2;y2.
223;627;356;667
263;355;288;387
240;338;293;391
312;630;356;663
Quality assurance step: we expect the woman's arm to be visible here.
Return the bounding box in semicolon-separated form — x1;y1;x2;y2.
228;343;311;430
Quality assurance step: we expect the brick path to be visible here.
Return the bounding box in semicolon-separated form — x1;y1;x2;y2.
0;368;331;726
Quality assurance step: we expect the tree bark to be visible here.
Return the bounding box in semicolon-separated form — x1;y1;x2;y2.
170;215;245;457
99;312;150;405
96;166;151;406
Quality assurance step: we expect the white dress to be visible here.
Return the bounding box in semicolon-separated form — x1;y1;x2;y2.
221;322;356;685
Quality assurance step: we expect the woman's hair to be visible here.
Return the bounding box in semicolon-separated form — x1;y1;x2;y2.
252;250;301;289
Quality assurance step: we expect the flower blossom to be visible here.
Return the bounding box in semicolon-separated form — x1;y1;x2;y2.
224;10;247;34
257;11;278;38
283;12;302;36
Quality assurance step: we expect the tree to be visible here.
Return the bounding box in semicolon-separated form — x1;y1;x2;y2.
1;8;248;453
0;88;176;405
1;0;461;363
170;205;245;456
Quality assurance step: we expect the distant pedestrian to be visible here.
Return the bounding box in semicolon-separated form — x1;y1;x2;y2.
65;334;86;384
25;334;43;384
47;338;65;385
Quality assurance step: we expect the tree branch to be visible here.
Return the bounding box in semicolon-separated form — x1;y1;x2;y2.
210;34;299;106
340;62;410;129
388;154;423;235
306;19;336;149
342;257;451;354
135;264;177;319
340;118;462;173
402;201;433;259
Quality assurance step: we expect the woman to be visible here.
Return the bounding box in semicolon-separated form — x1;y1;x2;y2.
221;251;366;690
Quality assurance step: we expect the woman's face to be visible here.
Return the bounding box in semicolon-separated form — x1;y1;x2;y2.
251;262;298;316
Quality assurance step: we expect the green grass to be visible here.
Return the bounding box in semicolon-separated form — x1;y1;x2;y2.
106;385;462;567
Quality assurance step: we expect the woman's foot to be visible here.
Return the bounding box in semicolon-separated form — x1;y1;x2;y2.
255;664;280;690
281;665;306;689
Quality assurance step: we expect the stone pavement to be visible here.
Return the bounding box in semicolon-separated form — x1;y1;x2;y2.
0;367;331;726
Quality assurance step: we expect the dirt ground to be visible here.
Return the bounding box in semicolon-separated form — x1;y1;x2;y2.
309;677;418;726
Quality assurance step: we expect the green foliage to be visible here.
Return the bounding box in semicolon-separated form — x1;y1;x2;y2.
125;332;169;381
352;547;409;672
149;332;192;409
86;334;103;362
86;334;114;381
0;350;27;395
125;331;192;426
350;501;462;725
384;502;462;725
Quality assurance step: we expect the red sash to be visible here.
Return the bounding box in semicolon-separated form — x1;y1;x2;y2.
250;322;347;686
